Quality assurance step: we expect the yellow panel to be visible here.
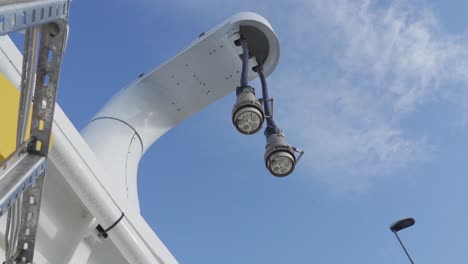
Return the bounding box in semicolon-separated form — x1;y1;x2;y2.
0;74;30;161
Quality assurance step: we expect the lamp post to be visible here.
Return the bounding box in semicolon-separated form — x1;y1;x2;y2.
390;218;416;264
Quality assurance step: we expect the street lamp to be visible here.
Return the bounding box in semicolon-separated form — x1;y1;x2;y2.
231;37;303;176
264;127;296;176
232;38;264;135
390;217;416;264
232;87;264;135
257;65;303;177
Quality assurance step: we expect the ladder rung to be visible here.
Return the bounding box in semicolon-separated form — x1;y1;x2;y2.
0;0;69;35
0;153;46;216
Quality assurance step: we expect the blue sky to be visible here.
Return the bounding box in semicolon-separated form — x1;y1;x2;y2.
53;0;468;263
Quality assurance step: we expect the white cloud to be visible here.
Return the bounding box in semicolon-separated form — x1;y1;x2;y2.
267;0;468;191
275;72;433;192
152;0;468;191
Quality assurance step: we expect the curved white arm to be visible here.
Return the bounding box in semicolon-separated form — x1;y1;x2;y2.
81;12;281;211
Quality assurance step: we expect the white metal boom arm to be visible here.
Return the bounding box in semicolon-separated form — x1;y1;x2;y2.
81;12;280;213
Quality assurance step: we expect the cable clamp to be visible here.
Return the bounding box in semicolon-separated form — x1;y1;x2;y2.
96;212;125;239
259;98;274;118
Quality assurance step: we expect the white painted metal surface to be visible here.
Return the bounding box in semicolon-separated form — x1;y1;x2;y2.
0;36;175;263
82;119;142;213
0;11;280;263
0;36;22;87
